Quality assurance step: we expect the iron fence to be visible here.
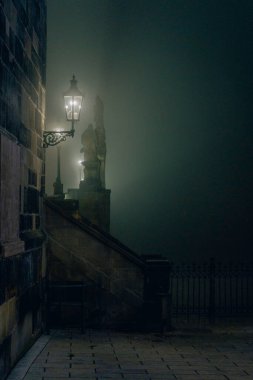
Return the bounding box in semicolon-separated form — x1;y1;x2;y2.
2;253;253;327
170;258;253;323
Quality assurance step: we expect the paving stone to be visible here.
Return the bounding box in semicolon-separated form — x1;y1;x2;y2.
197;369;227;374
43;368;70;377
149;373;175;378
123;376;151;380
95;367;121;372
44;378;96;380
169;365;192;369
149;376;176;380
70;368;96;376
96;377;125;380
26;368;45;375
161;355;186;359
23;375;43;380
34;362;71;368
43;377;70;379
243;368;253;375
142;364;168;369
7;329;253;380
175;376;227;380
95;360;119;365
226;377;251;380
71;363;96;369
219;369;250;375
188;364;217;369
70;376;97;379
172;369;199;375
71;354;94;359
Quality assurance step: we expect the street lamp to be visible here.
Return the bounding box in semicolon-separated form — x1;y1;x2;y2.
43;75;83;148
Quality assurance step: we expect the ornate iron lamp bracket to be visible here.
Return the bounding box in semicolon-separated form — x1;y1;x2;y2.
43;75;83;148
43;130;74;148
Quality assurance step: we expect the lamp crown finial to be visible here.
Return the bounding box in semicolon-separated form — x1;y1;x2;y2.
70;75;77;87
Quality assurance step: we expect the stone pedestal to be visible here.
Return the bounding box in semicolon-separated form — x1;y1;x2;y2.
79;180;110;232
83;161;100;186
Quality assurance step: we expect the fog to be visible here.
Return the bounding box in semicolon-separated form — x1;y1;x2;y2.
46;0;253;261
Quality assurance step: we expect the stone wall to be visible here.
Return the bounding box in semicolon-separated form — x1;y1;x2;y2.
0;0;47;378
45;199;146;328
0;135;24;256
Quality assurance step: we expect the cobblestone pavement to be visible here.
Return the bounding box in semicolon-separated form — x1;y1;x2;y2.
7;328;253;380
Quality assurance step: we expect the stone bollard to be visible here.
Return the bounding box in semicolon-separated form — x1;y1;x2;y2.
142;255;172;333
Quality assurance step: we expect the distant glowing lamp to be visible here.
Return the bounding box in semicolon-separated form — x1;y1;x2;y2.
43;75;83;148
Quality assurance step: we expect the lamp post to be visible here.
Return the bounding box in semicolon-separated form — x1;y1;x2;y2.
43;75;83;148
53;146;64;197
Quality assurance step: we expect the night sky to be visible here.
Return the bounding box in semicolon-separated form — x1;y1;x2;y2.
46;0;253;261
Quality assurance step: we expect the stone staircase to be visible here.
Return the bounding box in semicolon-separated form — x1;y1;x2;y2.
44;197;171;330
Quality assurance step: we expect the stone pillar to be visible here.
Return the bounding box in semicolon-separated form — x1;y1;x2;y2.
53;146;64;197
142;255;172;332
79;181;111;232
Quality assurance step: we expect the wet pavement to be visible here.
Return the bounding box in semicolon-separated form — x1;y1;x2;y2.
7;327;253;380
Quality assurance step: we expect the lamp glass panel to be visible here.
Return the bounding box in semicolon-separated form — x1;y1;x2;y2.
64;95;82;121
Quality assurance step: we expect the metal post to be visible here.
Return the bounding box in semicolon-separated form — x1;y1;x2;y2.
209;257;216;324
143;256;171;332
81;281;86;333
46;276;50;334
53;146;64;196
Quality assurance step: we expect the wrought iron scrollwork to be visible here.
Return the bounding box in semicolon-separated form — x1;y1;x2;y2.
43;130;74;148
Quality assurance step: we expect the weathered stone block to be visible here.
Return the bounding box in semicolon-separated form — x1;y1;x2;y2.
78;189;111;232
